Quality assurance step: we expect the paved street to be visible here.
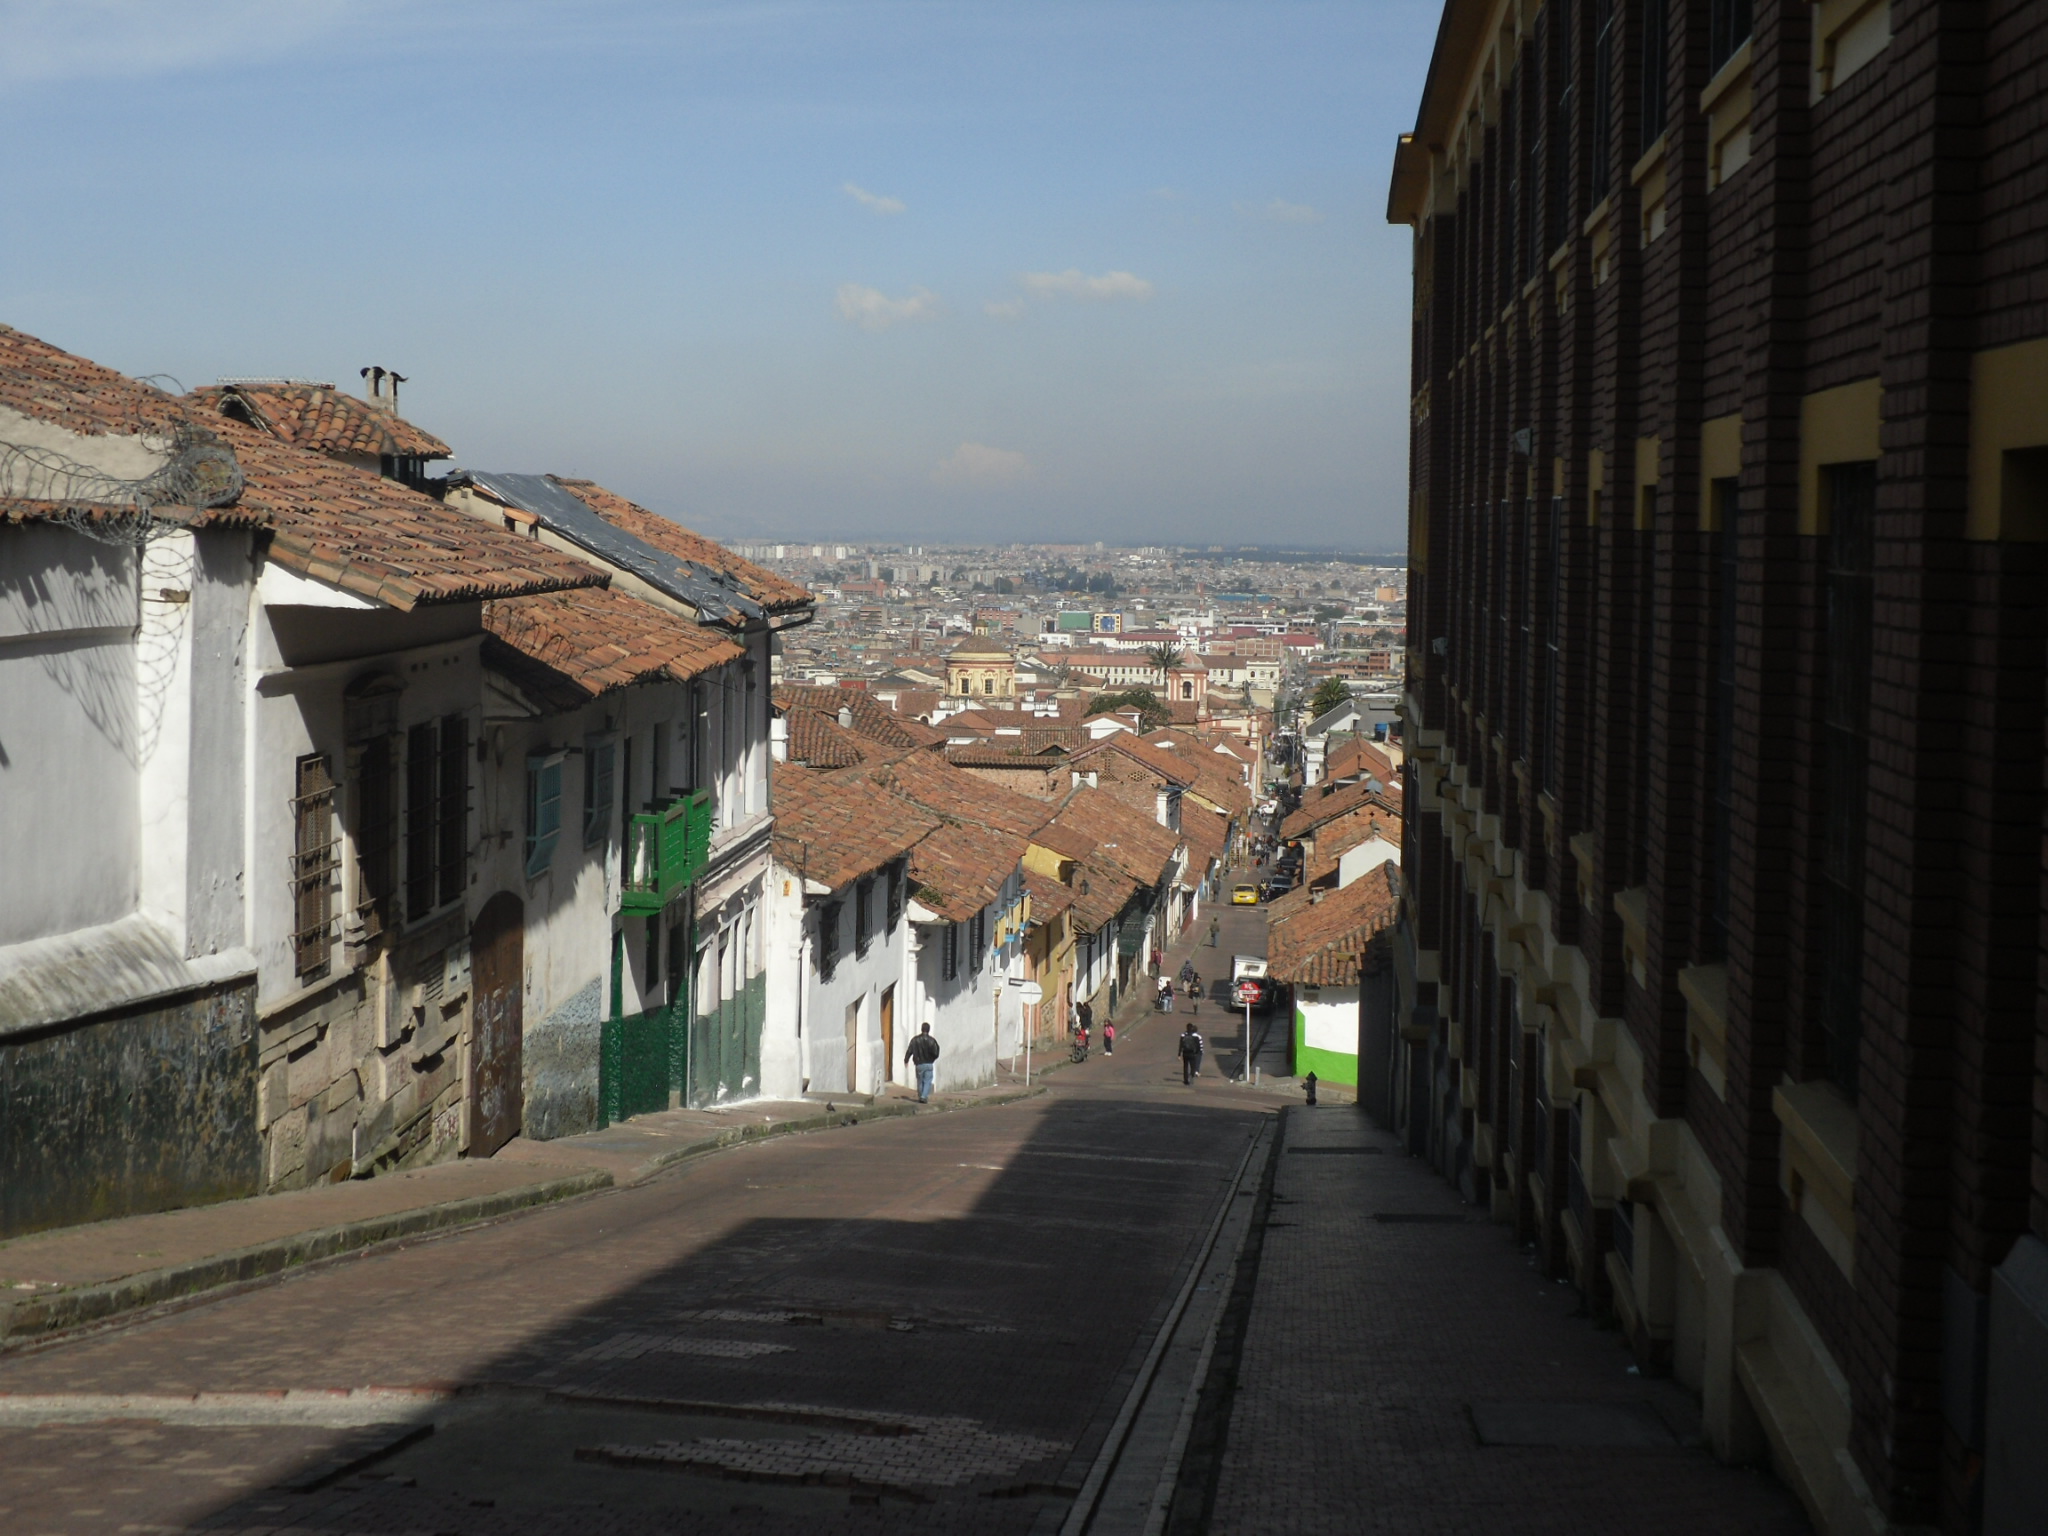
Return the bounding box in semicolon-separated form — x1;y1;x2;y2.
0;891;1812;1536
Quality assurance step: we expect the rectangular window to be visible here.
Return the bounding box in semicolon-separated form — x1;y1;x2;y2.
887;861;905;931
405;717;470;922
943;922;959;981
437;715;467;907
1710;0;1752;74
525;752;564;879
970;909;986;963
584;737;616;848
353;733;399;936
1703;482;1741;959
818;900;842;980
1589;0;1616;203
1548;0;1574;247
404;723;437;921
1640;0;1668;149
292;754;337;979
1817;462;1876;1097
854;876;874;957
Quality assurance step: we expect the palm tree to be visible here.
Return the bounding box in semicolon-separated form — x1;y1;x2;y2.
1142;642;1185;688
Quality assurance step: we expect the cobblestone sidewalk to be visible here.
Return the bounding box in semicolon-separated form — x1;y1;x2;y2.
1205;1106;1813;1534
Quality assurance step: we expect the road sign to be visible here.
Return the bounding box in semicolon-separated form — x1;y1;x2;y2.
1008;980;1045;1004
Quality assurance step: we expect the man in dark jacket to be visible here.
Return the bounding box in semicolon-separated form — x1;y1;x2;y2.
1178;1025;1205;1085
904;1024;941;1102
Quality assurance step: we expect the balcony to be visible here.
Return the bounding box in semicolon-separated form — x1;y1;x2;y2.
620;789;715;915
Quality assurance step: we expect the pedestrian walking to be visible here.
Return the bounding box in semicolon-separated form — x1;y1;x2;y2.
1102;1021;1115;1055
1208;915;1220;948
1178;1024;1205;1085
904;1024;941;1103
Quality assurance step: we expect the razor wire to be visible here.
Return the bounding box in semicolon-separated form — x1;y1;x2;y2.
1;376;244;546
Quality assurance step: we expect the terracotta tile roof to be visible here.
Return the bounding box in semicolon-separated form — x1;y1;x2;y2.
1070;734;1197;788
1264;863;1401;987
943;746;1068;770
771;763;941;892
1035;788;1180;892
776;684;947;752
481;586;741;710
186;383;450;461
906;819;1026;923
0;328;599;610
552;478;813;614
1067;853;1144;933
1323;735;1398;786
1141;730;1251;815
874;687;944;719
0;494;263;530
0;323;186;435
1022;870;1076;921
219;418;606;610
843;752;1045;922
1282;776;1403;842
783;710;874;769
1298;807;1403;886
863;751;1051;842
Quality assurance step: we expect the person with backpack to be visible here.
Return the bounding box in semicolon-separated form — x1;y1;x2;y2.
1178;1024;1204;1085
904;1024;941;1103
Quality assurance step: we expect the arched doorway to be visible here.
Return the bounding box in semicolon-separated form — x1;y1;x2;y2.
469;891;525;1156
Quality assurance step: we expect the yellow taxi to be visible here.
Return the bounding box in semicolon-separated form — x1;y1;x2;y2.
1231;883;1260;906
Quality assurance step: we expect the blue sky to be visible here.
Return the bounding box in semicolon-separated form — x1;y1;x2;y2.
0;0;1437;547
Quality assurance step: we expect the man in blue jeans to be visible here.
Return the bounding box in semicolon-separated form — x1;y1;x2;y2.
904;1023;941;1102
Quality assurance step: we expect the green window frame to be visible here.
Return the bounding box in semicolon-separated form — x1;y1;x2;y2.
526;751;565;878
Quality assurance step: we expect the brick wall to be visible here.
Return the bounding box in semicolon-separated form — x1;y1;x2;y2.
1391;0;2048;1529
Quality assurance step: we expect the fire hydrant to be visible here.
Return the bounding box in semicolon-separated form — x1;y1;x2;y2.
1302;1071;1318;1107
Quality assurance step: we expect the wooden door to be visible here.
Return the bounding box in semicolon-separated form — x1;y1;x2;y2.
469;891;525;1156
879;986;895;1086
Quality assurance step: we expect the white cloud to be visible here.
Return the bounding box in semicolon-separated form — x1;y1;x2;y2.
1018;269;1155;303
835;283;939;332
1238;197;1324;224
842;181;905;216
931;442;1031;488
983;298;1027;320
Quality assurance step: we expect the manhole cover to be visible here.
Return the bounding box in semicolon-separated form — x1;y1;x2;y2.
1470;1400;1675;1448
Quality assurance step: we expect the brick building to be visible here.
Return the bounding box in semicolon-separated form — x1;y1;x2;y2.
1386;1;2048;1532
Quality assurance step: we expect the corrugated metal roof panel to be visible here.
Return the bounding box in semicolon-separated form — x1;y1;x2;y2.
460;470;765;626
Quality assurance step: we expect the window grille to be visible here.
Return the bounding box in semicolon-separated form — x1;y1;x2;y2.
970;909;986;962
437;715;467;907
291;754;337;979
525;752;564;879
887;861;905;931
943;922;959;981
353;734;399;937
854;876;874;957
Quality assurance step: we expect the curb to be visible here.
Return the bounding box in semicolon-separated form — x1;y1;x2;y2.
0;1170;612;1349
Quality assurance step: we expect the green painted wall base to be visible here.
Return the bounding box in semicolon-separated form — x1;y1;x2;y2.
1293;1011;1357;1087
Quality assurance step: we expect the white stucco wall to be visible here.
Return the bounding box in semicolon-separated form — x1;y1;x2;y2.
1297;988;1360;1057
1;527;142;947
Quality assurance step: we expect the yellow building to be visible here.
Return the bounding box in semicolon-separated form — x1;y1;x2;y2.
946;636;1016;698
